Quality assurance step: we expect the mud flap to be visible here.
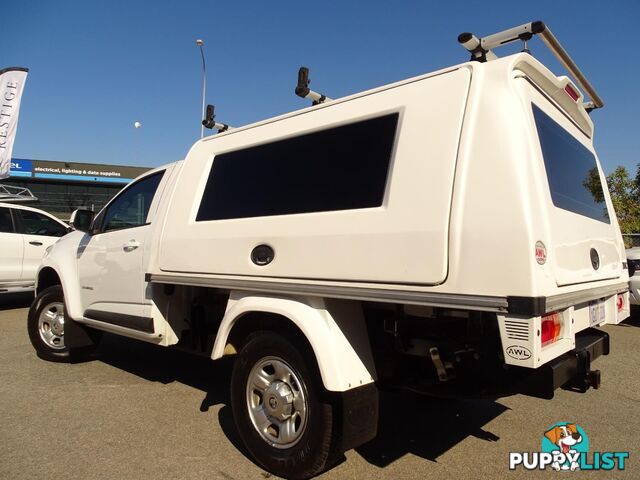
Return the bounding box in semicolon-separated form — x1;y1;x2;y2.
65;316;101;361
334;383;379;452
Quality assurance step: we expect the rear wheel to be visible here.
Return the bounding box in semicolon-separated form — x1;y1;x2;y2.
231;331;339;479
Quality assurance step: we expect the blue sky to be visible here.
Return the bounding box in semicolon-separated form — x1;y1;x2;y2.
3;0;639;174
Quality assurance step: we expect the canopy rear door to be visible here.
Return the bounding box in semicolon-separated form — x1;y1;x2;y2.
518;78;622;287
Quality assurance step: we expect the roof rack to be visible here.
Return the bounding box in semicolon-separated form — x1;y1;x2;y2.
458;21;604;111
0;183;37;202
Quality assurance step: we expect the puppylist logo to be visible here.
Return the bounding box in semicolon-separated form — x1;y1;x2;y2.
509;422;629;472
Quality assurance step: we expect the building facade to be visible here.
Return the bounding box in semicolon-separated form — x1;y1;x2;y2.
0;158;150;220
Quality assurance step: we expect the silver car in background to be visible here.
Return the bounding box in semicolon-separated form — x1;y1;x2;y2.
626;247;640;306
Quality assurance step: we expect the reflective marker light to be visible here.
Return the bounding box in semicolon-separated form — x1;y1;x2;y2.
564;84;580;102
541;312;561;346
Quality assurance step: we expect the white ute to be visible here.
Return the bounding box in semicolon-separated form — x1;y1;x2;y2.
28;21;629;479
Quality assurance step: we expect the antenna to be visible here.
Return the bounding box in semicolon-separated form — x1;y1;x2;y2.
202;104;230;133
295;67;332;105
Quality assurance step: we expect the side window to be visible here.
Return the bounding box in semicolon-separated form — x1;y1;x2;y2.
0;207;14;233
101;172;164;232
196;113;399;221
17;210;68;237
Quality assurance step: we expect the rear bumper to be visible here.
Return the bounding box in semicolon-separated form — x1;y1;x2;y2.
507;281;629;316
518;328;609;399
498;286;627;369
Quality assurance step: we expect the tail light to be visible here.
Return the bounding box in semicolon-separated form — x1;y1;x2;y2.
541;312;561;346
617;294;624;312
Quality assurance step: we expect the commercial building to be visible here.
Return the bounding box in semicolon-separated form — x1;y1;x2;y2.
0;158;150;220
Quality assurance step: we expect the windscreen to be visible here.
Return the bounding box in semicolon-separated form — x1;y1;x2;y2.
533;104;609;224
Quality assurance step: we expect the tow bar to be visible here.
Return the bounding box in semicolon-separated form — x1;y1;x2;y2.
521;328;609;399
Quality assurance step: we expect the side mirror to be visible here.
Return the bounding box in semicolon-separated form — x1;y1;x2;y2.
69;209;95;233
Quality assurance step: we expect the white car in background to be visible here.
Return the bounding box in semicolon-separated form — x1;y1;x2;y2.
0;202;69;293
626;247;640;306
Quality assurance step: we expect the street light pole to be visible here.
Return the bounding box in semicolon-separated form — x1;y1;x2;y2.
196;39;206;139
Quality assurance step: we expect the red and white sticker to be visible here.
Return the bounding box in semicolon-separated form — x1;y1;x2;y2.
535;241;547;265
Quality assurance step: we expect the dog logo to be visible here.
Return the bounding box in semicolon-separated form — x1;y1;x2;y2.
543;423;585;471
509;421;629;472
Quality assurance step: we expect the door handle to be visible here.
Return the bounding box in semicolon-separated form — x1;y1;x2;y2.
123;240;141;252
29;241;43;246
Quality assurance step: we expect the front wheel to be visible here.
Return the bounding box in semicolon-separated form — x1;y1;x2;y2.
231;331;339;479
27;285;98;362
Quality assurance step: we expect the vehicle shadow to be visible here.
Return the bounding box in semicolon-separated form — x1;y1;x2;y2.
94;334;248;455
355;392;505;467
621;316;640;328
0;292;33;311
621;307;640;327
94;333;508;471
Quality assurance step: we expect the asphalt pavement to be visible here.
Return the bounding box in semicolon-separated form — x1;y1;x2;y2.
1;292;637;479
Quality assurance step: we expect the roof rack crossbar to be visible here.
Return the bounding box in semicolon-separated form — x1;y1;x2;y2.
458;21;604;110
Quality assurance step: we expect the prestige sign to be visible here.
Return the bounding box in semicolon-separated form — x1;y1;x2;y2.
0;67;29;179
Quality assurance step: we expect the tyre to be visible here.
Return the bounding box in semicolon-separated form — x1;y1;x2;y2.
27;285;97;362
231;331;339;479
